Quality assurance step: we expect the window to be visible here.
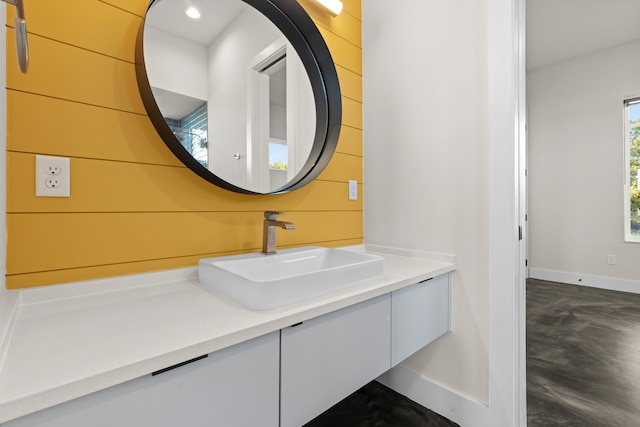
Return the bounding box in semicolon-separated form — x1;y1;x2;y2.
269;139;288;170
625;97;640;242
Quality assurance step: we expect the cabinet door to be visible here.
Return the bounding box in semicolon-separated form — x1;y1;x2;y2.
4;332;280;427
391;273;451;366
280;294;391;427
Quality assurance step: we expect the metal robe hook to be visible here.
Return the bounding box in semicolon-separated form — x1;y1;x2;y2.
3;0;28;73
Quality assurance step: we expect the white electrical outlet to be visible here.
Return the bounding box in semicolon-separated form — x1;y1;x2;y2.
36;155;70;197
606;254;616;265
348;180;358;200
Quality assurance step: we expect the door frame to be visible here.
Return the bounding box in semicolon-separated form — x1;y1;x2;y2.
487;0;527;425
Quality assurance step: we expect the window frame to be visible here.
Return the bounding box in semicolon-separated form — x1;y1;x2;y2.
624;96;640;243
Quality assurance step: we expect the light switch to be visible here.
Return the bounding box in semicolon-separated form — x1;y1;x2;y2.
348;180;358;200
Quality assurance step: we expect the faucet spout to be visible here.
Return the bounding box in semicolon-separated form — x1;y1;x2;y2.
262;211;295;255
274;221;295;230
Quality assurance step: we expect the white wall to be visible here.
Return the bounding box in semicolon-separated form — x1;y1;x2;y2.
528;40;640;288
286;49;315;184
143;26;208;101
206;8;282;189
363;0;490;405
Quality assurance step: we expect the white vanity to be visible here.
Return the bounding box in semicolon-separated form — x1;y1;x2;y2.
0;247;455;426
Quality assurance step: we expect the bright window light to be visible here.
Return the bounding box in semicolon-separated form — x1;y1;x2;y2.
624;97;640;242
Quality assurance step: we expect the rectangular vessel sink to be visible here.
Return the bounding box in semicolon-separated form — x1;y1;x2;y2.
198;247;384;310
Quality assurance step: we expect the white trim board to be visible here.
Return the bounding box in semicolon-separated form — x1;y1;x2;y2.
364;244;457;265
377;365;489;427
487;0;527;424
529;268;640;295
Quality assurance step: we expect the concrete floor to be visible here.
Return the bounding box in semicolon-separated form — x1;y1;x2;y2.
308;279;640;426
527;279;640;426
305;380;459;427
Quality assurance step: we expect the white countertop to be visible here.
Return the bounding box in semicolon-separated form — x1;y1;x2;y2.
0;246;456;423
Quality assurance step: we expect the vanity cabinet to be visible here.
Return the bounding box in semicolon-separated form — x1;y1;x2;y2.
280;294;391;427
391;274;451;366
3;272;452;427
3;332;280;427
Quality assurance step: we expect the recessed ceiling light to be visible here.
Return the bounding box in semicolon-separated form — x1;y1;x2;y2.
185;7;201;19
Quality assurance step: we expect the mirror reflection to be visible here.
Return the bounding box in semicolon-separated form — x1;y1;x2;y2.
143;0;316;193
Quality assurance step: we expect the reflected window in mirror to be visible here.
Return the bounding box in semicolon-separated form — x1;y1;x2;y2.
269;141;288;171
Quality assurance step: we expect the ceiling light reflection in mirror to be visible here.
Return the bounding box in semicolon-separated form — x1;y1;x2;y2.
185;7;201;19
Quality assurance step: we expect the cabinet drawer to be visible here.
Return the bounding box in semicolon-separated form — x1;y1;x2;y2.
4;332;280;427
391;273;450;366
280;294;391;427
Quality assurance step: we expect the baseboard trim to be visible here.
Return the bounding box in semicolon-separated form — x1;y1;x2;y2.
377;365;489;427
529;268;640;294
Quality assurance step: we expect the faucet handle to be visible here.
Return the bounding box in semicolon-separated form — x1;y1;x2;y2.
264;210;284;221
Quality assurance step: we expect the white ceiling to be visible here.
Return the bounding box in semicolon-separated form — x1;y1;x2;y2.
147;0;246;46
146;1;289;118
527;0;640;71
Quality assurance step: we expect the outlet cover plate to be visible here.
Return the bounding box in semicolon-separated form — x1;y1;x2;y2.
36;155;70;197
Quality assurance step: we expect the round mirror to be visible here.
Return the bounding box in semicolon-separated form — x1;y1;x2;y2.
135;0;341;194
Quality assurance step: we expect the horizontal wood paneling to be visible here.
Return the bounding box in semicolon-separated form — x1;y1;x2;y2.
318;26;362;75
7;152;363;213
6;211;364;275
300;0;362;47
335;125;362;157
318;152;362;183
7;0;140;62
6;237;365;290
7;91;360;162
337;65;363;102
7;90;182;166
7;30;145;113
342;97;363;129
101;0;364;27
341;0;361;20
98;0;148;17
8;0;363;64
5;0;363;288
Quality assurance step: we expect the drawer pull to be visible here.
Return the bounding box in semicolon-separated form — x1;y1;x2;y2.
152;354;208;376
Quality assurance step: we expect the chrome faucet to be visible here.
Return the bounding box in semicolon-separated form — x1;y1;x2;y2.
262;211;295;255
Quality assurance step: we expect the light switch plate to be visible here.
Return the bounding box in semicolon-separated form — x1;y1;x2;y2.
348;180;358;200
36;155;70;197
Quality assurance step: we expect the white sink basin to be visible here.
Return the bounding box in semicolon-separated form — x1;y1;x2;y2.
198;246;384;310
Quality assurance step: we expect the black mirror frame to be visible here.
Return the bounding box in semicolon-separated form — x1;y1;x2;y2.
135;0;342;194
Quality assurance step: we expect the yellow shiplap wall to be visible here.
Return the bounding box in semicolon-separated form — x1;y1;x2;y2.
5;0;362;289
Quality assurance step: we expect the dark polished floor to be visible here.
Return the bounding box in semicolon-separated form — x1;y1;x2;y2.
527;279;640;426
307;279;640;426
305;380;460;427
